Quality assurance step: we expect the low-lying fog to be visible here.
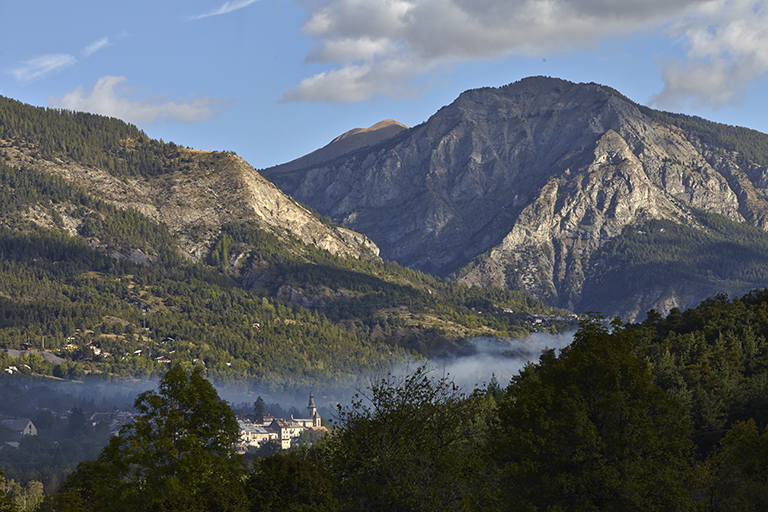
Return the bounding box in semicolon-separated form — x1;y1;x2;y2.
431;331;575;391
2;331;575;421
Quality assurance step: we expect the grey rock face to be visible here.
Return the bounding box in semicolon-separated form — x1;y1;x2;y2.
263;76;768;320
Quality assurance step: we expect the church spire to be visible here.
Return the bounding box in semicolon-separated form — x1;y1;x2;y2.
307;392;319;427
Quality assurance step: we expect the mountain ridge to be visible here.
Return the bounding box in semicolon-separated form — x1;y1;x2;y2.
262;76;768;320
0;93;575;389
0;134;380;263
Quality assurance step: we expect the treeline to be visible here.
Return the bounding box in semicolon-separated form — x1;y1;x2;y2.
0;96;190;179
636;102;768;168
641;289;768;454
24;293;768;511
583;211;768;310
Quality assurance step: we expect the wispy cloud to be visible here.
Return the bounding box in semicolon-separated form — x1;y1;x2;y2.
651;0;768;109
9;35;112;84
49;76;230;125
83;37;110;57
283;0;767;107
9;54;77;83
191;0;259;20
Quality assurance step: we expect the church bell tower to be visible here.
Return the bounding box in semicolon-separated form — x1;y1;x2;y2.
307;392;320;427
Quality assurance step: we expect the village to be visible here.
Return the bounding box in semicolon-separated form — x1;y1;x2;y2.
234;393;328;453
0;393;327;454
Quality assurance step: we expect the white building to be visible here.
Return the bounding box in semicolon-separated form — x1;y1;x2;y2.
291;392;321;428
238;419;277;447
0;419;37;436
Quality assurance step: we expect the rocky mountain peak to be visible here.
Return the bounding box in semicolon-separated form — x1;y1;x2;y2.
265;119;409;176
262;76;768;320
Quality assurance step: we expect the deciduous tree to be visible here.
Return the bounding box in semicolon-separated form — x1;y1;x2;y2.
321;365;495;512
246;451;339;512
0;470;18;512
55;366;246;512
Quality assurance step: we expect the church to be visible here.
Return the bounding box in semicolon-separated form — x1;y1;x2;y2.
291;392;321;428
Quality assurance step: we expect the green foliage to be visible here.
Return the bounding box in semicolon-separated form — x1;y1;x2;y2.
0;96;188;179
26;289;768;510
626;288;768;505
0;477;42;512
493;316;699;511
705;419;768;512
253;396;265;424
319;366;495;512
0;470;19;512
640;289;768;453
246;452;340;512
210;233;232;267
57;366;246;512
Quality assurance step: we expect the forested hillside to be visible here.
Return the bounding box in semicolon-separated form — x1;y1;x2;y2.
580;211;768;314
0;96;188;178
637;103;768;168
0;96;572;395
17;291;768;511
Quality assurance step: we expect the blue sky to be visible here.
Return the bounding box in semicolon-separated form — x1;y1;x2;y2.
2;0;768;170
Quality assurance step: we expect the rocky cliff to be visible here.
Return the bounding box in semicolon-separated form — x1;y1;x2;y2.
262;76;768;320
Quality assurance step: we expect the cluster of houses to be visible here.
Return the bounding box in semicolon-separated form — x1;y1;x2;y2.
0;394;326;454
82;410;136;436
524;313;580;330
235;393;328;452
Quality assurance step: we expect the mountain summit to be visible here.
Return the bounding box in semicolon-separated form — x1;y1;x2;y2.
263;76;768;320
271;119;408;175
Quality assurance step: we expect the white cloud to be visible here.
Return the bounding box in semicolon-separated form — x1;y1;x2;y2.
284;0;767;106
49;76;229;125
281;57;425;103
9;54;77;83
191;0;259;20
83;37;110;57
652;0;768;109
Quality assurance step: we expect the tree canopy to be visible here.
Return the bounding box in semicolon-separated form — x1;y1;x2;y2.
317;366;497;512
493;316;698;511
46;366;246;512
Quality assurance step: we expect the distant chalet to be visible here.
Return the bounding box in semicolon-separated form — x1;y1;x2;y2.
0;418;37;436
